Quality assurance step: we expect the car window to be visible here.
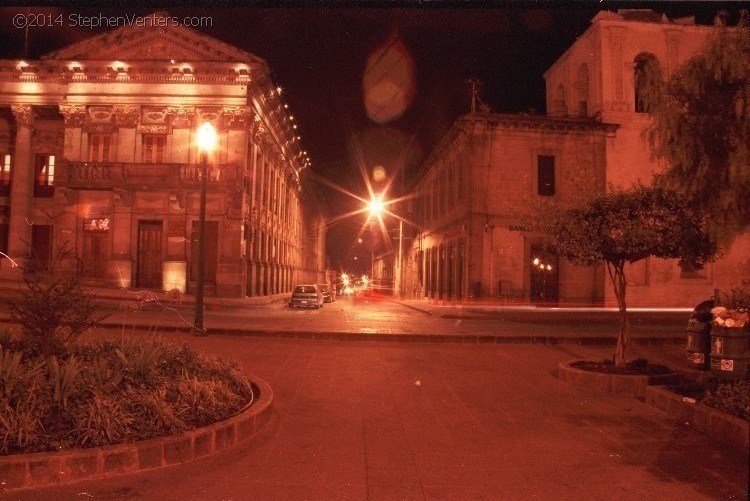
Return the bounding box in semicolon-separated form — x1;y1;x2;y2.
294;286;315;293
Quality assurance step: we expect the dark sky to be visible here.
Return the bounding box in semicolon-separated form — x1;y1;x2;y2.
0;2;739;271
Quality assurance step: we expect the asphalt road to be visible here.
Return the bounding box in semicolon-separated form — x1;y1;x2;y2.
45;294;694;342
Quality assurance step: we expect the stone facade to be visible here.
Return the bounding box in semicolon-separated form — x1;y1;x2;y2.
403;9;749;306
0;13;326;297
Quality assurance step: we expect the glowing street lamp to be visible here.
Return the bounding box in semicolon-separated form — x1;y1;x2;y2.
368;195;384;217
532;257;553;301
194;122;217;336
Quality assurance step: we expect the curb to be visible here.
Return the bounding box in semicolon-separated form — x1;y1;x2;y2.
645;385;749;451
91;323;687;346
0;376;273;492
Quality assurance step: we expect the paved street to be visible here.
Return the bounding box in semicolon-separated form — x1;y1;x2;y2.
2;321;748;500
0;289;693;342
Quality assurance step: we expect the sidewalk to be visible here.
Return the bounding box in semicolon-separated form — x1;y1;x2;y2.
5;332;748;500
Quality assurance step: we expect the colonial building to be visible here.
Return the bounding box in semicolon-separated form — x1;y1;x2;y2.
0;12;326;297
403;9;749;306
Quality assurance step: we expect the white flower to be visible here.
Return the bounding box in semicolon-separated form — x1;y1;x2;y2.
711;306;728;317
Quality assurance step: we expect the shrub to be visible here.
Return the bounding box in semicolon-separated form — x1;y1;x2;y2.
715;286;750;311
71;393;134;447
9;248;107;358
702;379;750;421
0;338;256;454
0;378;46;454
125;387;188;438
669;378;750;421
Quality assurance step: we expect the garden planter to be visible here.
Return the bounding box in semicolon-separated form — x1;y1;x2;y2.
0;376;273;492
557;360;682;400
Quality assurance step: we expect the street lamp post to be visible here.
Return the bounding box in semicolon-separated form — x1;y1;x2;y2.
532;257;553;301
396;219;403;299
367;195;384;288
194;122;217;336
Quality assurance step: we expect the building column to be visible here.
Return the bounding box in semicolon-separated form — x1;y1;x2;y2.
8;105;34;258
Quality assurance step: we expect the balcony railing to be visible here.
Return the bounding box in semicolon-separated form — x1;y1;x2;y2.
57;162;241;190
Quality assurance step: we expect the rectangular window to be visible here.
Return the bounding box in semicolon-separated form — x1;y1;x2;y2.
0;154;10;196
142;135;166;163
89;134;112;162
537;155;555;196
34;154;55;197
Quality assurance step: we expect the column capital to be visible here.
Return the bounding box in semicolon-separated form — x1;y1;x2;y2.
113;105;140;127
222;106;253;130
165;106;196;128
59;104;87;126
11;104;34;127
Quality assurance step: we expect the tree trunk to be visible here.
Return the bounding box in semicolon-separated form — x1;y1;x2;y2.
606;260;630;365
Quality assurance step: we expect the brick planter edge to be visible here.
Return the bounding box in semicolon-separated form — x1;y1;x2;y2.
557;359;683;400
0;375;273;492
645;385;749;451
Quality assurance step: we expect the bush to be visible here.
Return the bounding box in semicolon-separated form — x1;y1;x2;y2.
9;248;107;358
669;378;749;421
702;379;750;421
0;339;256;454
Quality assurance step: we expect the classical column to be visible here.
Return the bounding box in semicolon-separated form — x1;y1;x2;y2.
8;105;34;258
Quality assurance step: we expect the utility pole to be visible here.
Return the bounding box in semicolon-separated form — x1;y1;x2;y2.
397;219;403;299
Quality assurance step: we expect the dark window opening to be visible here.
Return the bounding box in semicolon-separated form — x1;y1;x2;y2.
537;155;555;196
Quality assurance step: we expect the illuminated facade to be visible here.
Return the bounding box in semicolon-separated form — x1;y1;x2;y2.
405;9;749;306
0;13;326;297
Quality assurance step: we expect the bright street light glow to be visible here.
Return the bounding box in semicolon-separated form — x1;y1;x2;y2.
368;196;384;217
197;122;217;152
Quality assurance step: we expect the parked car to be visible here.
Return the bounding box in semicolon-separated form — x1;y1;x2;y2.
290;284;324;309
317;283;335;303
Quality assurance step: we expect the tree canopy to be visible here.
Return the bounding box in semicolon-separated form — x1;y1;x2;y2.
545;185;717;364
647;25;750;243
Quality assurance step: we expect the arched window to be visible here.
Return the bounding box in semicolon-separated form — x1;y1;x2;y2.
575;63;589;116
553;84;567;116
634;53;662;113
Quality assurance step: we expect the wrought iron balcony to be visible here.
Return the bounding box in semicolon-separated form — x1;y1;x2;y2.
57;161;241;191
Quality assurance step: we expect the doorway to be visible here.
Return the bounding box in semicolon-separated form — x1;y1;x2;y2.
137;220;163;288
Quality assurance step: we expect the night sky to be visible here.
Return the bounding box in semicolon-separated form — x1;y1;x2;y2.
0;2;739;271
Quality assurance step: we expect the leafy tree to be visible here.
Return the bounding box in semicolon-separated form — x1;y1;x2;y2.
647;23;750;243
544;185;717;365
